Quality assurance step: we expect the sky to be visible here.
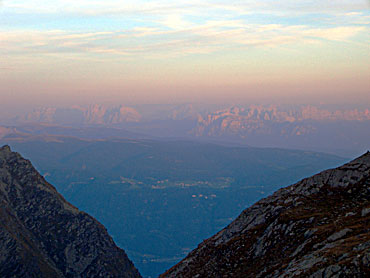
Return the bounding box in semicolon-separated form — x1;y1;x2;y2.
0;0;369;111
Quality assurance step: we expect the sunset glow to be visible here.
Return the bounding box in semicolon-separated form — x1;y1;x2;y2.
1;0;369;107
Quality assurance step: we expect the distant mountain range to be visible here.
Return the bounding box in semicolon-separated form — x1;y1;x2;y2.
192;105;370;136
161;151;370;278
16;104;370;126
18;104;142;125
0;145;141;278
191;105;370;157
5;104;370;157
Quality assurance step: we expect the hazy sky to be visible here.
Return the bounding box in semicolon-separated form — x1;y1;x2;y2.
0;0;369;109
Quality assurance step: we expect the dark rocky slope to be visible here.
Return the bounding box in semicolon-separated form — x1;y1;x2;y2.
0;145;141;278
161;152;370;278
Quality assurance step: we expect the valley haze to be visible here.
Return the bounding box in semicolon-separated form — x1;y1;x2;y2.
0;133;349;277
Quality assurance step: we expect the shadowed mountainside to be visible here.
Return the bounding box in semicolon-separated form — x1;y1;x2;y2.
161;152;370;278
0;145;141;278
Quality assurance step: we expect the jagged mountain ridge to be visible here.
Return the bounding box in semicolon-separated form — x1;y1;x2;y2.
192;105;370;137
20;104;141;125
11;104;370;156
161;152;370;278
0;145;141;278
18;104;370;128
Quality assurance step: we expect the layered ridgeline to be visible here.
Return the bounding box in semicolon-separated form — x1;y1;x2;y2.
7;104;370;156
0;146;141;278
161;152;370;278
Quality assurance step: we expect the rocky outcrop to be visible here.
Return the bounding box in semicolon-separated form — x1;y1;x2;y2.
0;145;141;278
161;152;370;278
